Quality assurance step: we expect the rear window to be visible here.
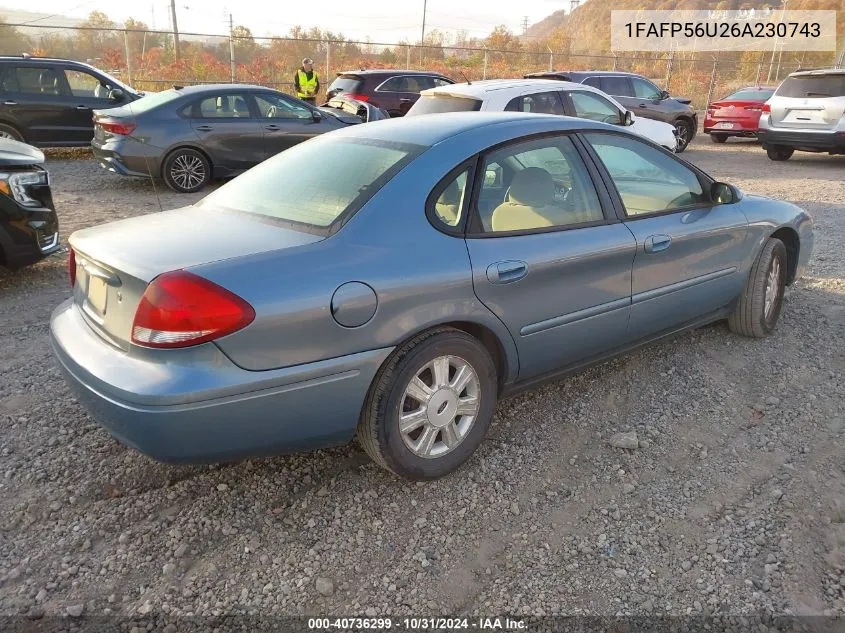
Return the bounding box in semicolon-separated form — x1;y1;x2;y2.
123;89;184;114
196;137;424;233
776;74;845;98
328;76;363;93
725;89;775;101
406;95;482;116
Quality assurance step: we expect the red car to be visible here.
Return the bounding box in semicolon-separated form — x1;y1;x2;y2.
704;86;776;143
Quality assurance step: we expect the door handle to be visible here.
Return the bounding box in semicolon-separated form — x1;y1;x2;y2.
3;100;17;106
644;235;672;253
75;105;90;110
264;124;281;131
487;260;528;284
638;103;647;108
195;125;213;132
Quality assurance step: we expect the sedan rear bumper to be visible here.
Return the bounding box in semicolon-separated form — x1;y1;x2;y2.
92;140;161;179
758;129;845;153
50;299;393;463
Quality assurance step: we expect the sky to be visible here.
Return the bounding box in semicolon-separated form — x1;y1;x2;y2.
1;0;569;43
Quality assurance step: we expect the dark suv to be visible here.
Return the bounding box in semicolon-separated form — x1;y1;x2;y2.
325;69;454;117
0;139;59;270
525;70;698;151
0;55;141;147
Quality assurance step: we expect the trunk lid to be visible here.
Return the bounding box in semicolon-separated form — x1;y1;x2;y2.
69;205;324;349
708;100;765;119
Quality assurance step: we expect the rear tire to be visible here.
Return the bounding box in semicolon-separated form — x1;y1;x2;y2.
0;123;24;142
357;328;498;480
766;145;794;161
710;134;728;144
674;119;694;152
728;238;787;338
162;148;211;193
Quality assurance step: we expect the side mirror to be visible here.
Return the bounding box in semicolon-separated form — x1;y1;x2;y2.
621;110;634;126
107;88;124;102
311;110;323;122
660;89;670;100
711;181;737;205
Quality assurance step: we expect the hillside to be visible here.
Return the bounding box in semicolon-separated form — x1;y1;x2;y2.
527;0;843;52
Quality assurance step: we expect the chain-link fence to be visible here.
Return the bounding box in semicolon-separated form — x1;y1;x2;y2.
1;23;843;109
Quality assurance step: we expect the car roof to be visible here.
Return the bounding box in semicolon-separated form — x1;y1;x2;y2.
789;67;845;77
168;83;281;94
420;78;584;97
325;111;617;147
336;69;448;77
527;70;646;78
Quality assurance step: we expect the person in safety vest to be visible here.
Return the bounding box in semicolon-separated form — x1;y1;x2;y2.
294;58;320;104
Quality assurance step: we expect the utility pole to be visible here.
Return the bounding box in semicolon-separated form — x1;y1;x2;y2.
169;0;181;60
419;0;427;67
229;12;236;83
522;16;529;36
767;0;788;83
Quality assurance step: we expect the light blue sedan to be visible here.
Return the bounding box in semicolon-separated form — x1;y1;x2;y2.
50;112;814;480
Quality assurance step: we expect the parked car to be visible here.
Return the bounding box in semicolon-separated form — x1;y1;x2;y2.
525;70;697;151
704;86;776;143
407;79;677;152
320;93;391;123
0;54;141;147
92;84;378;193
0;139;59;270
52;112;813;479
757;68;845;161
325;69;455;117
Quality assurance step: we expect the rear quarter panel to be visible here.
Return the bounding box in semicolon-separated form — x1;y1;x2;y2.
190;132;525;382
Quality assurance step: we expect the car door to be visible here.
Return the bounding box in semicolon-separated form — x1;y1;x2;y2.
462;133;637;381
630;76;671;122
1;65;74;146
252;92;331;158
375;75;429;116
60;66;118;144
188;92;265;172
581;131;749;340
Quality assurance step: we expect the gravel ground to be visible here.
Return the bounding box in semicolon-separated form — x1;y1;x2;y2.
0;137;843;628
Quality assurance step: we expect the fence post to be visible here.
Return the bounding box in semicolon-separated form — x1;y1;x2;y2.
612;53;617;71
123;31;133;86
483;46;488;80
755;52;763;85
325;41;331;90
664;50;674;91
705;57;718;109
229;24;236;83
406;44;411;69
548;46;553;71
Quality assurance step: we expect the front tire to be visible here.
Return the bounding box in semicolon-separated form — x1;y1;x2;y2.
357;328;498;480
162;148;211;193
728;238;787;338
766;145;794;161
674;119;694;152
0;123;24;142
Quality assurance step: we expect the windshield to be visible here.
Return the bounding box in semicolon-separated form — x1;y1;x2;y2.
196;136;424;233
724;89;775;101
407;95;482;116
776;74;845;98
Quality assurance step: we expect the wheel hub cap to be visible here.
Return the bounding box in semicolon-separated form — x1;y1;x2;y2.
399;355;480;459
764;258;781;320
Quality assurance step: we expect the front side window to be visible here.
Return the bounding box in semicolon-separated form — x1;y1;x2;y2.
505;91;564;115
584;133;706;217
432;167;471;228
197;137;423;232
14;67;64;95
195;94;252;118
601;76;633;97
631;77;662;100
569;91;621;124
478;135;603;233
254;93;311;119
64;69;107;98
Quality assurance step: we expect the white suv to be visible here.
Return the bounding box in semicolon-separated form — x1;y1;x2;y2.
406;79;678;152
758;68;845;161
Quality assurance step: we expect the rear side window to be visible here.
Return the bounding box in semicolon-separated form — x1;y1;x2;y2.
14;67;64;95
328;76;363;93
583;77;602;89
601;76;633;97
193;94;252;118
0;67;19;92
505;91;564;115
776;75;845;98
407;95;482;115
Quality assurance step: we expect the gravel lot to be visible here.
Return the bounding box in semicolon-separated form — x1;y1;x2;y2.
0;137;843;628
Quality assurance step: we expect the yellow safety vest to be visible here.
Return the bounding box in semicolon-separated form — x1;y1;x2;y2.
296;69;318;99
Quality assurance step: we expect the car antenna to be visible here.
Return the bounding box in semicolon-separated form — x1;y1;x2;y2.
460;71;471;85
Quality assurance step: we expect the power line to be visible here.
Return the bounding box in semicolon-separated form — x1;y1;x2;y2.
15;0;100;25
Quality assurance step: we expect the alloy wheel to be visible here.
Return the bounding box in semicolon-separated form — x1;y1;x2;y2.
398;355;480;459
674;121;690;150
170;153;206;190
764;258;781;320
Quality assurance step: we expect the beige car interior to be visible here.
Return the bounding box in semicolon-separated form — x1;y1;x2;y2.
435;177;463;226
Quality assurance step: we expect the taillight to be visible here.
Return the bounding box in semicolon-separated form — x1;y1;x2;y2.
68;248;76;287
98;119;136;136
346;93;370;103
761;103;771;113
131;271;255;349
745;105;763;111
